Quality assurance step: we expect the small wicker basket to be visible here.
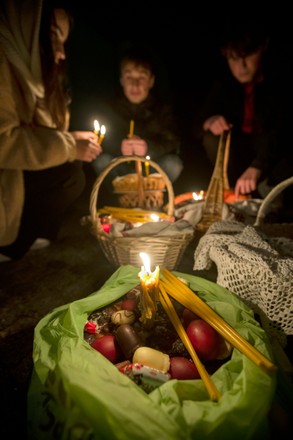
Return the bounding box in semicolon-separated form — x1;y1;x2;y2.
89;156;194;269
193;130;232;244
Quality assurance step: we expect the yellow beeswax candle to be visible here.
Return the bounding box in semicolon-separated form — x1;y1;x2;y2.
159;283;221;401
138;252;160;326
98;125;106;145
93;119;100;135
129;119;134;138
145;155;150;177
160;268;277;375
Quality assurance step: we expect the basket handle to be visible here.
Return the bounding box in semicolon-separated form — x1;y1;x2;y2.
254;176;293;226
89;155;175;223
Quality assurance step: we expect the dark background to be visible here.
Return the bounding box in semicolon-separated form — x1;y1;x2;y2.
65;7;292;130
65;5;293;191
68;6;292;125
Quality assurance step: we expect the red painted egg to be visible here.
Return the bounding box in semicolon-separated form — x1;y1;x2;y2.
186;319;221;361
91;335;122;363
169;357;200;380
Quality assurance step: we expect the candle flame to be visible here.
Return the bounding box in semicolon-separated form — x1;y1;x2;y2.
94;120;100;133
150;213;159;222
100;125;106;135
139;252;151;274
192;191;204;201
146;155;150;161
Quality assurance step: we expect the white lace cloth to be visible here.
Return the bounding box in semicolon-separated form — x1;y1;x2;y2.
193;220;293;347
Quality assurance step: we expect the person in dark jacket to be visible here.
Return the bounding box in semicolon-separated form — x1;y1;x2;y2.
91;44;183;185
196;23;290;200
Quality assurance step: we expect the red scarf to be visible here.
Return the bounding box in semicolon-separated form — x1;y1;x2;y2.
242;72;264;134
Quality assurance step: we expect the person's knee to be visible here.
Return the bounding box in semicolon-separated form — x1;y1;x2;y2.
59;163;86;203
92;153;113;174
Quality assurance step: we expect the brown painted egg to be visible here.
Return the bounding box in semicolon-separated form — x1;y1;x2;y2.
111;310;136;325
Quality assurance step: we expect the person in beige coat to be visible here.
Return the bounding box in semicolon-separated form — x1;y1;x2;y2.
0;0;102;261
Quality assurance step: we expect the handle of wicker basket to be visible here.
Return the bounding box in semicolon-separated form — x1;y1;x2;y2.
254;176;293;226
135;159;145;207
90;155;175;224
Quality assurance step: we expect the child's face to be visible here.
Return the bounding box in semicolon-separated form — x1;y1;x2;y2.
120;62;155;104
226;49;263;84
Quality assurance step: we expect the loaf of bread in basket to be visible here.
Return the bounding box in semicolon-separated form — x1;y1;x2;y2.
112;173;166;192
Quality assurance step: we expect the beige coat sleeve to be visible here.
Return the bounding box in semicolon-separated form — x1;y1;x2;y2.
0;47;77;171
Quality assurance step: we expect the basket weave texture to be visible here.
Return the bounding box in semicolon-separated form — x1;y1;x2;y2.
89;156;194;269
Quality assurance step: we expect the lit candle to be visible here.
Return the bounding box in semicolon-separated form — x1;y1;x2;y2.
174;191;205;206
150;213;160;222
98;125;106;145
129;119;134;138
145;155;150;177
192;191;204;201
93;119;100;136
138;252;160;327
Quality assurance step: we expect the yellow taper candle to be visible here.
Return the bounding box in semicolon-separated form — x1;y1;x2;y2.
145;155;150;177
129;119;134;138
138;252;160;327
98;125;106;145
93;119;100;136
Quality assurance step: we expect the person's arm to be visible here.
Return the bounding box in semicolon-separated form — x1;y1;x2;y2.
0;49;101;169
234;167;262;196
194;78;236;140
235;78;285;196
203;115;231;135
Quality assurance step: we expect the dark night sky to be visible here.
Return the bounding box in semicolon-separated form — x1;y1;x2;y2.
66;4;293;133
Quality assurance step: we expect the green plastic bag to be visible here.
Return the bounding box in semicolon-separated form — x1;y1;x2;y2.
27;265;276;440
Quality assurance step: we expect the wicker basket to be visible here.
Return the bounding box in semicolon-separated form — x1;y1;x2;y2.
254;175;293;239
194;130;231;242
89;156;194;269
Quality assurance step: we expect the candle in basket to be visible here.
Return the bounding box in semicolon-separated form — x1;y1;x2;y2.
145;155;150;177
98;125;106;145
138;252;160;327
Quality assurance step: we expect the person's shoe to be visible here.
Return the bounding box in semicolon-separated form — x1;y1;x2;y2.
29;238;51;251
0;253;12;262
